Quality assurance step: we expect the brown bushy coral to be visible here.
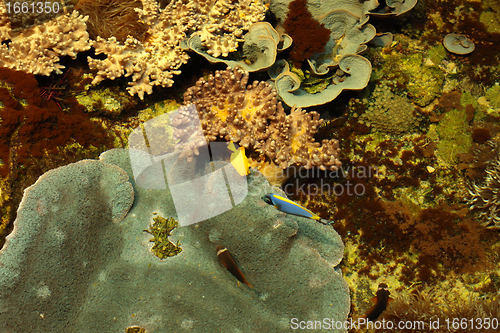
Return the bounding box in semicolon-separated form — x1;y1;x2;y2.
183;67;342;173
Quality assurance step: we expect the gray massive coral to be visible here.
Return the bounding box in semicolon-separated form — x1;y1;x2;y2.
0;149;350;332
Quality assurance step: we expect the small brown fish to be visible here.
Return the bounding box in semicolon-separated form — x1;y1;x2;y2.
365;283;392;321
216;245;253;289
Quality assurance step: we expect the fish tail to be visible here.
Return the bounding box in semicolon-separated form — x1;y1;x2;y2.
320;218;334;225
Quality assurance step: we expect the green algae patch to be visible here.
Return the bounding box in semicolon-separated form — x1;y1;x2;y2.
460;90;478;109
480;11;500;34
76;87;137;116
485;85;500;109
373;47;445;106
289;62;333;94
144;215;182;259
138;100;180;122
428;44;447;66
431;108;472;165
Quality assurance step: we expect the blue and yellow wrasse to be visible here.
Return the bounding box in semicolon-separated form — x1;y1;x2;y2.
262;194;333;225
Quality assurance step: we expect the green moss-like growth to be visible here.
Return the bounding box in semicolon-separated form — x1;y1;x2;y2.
373;46;445;106
460;90;478;109
138;100;180;122
428;44;447;66
480;11;500;34
485;85;500;109
144;215;182;259
433;109;472;165
76;87;137;115
289;62;333;94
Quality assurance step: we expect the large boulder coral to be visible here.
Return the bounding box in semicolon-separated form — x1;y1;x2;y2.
0;149;349;332
0;159;134;331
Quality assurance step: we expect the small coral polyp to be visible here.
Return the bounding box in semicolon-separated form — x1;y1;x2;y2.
183;67;342;172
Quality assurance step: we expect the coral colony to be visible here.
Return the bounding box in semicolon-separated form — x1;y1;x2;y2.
1;0;500;332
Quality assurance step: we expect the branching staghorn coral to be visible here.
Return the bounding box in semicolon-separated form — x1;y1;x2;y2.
183;67;342;174
88;0;267;99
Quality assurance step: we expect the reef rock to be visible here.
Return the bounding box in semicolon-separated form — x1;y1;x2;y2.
0;149;349;332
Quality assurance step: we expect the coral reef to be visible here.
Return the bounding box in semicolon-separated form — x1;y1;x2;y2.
188;22;291;72
183;67;342;172
0;148;350;332
358;83;420;135
88;0;267;99
0;2;10;41
268;0;406;106
280;85;500;316
184;0;266;58
370;0;418;16
0;9;90;75
269;56;372;107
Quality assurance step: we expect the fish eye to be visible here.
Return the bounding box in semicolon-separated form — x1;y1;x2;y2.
262;195;273;205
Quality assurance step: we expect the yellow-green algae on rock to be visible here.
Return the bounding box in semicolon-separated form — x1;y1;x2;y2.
144;214;182;259
372;39;445;106
428;108;472;165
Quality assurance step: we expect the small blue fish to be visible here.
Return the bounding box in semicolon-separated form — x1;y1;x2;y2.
263;194;333;225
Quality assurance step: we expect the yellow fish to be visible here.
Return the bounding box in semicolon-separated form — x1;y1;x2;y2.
228;142;250;176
